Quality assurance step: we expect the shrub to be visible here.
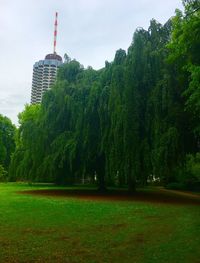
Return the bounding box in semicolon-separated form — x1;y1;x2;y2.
166;153;200;191
184;153;200;191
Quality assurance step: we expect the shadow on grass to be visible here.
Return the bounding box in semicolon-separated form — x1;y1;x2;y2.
18;187;200;206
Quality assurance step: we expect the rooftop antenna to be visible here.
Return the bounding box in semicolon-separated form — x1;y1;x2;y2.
53;12;58;54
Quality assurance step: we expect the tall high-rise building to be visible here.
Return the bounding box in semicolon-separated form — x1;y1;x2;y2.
31;54;62;104
31;12;63;104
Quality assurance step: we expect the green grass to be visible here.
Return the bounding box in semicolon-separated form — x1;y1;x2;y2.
0;183;199;263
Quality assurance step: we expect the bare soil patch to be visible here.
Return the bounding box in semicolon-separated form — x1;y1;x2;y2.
18;188;200;206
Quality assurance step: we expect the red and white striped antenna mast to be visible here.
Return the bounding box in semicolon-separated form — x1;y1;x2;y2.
53;12;58;54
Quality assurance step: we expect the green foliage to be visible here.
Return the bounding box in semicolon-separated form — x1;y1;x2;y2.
9;104;40;181
166;153;200;191
0;114;15;181
0;114;16;173
0;165;8;182
184;153;200;190
9;2;200;191
184;65;200;136
167;4;200;141
187;153;200;178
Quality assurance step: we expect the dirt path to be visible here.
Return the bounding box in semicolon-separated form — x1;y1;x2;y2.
18;187;200;206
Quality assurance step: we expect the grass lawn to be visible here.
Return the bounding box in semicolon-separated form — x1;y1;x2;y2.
0;183;199;263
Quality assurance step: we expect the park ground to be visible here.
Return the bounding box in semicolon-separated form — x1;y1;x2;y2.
0;183;199;263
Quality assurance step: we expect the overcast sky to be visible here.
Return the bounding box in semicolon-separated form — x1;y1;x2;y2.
0;0;183;125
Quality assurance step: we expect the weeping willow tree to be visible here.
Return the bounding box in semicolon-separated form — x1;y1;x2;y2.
10;1;200;190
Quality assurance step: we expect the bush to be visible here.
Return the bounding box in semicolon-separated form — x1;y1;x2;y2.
184;153;200;191
166;153;200;191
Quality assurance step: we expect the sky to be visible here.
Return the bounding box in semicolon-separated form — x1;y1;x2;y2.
0;0;183;125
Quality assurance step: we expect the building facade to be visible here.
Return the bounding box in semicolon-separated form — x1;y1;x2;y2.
31;53;63;104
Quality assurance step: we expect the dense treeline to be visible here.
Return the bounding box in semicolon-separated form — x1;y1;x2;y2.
9;1;200;190
0;115;16;181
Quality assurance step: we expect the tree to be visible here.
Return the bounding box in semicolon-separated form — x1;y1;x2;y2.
64;53;71;64
0;114;16;172
9;104;40;181
168;3;200;147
